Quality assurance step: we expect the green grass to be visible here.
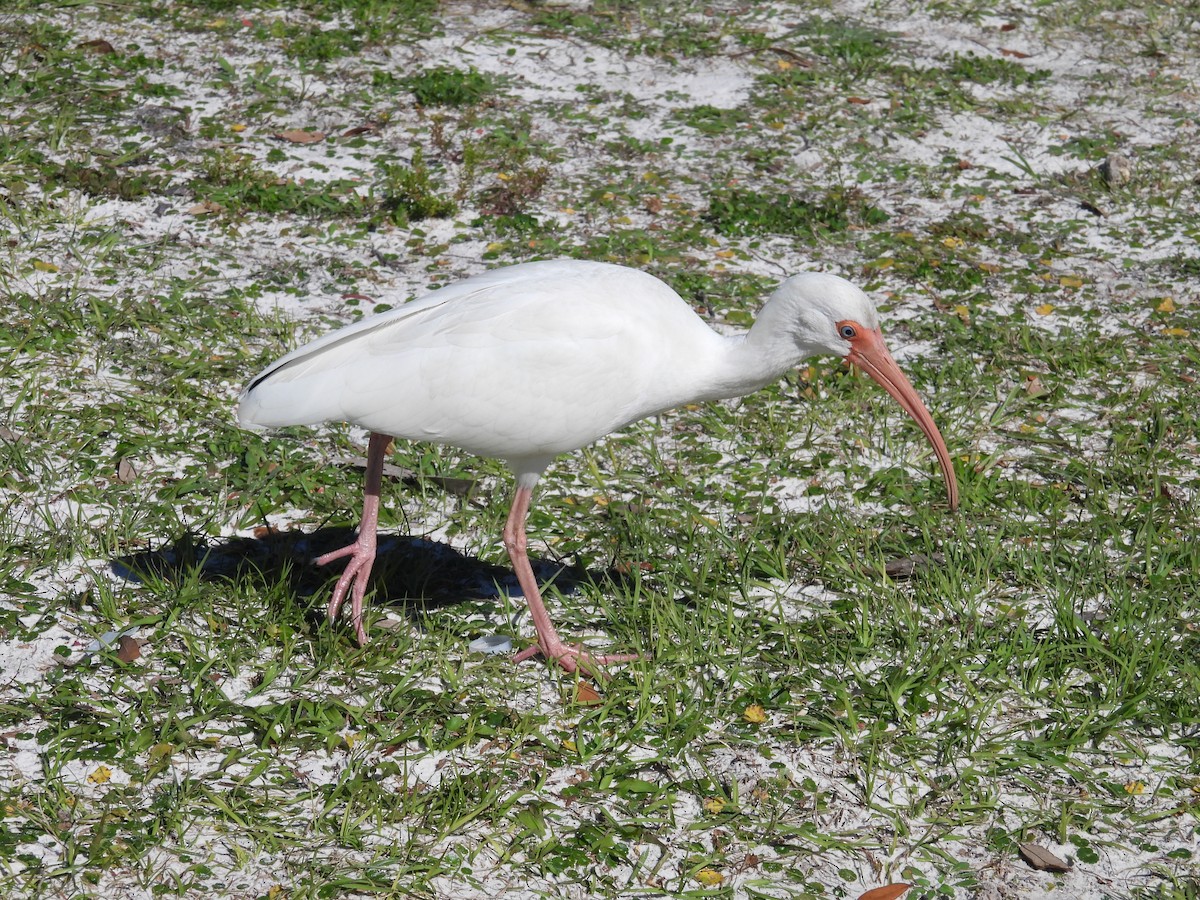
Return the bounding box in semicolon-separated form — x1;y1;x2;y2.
1;0;1198;898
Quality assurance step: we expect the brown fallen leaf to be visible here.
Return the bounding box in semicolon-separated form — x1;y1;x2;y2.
273;129;326;144
1018;843;1071;872
1024;374;1047;398
858;885;911;900
116;457;138;483
1000;47;1031;58
575;682;603;705
116;635;142;663
340;124;378;138
78;38;115;55
0;425;29;444
847;96;872;104
187;200;224;216
883;552;945;580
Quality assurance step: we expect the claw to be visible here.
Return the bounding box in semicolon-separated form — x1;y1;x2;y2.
513;637;639;679
316;537;375;645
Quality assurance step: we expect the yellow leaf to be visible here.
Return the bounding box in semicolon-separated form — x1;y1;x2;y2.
1163;327;1191;337
1035;304;1055;316
561;739;577;752
695;868;723;887
88;765;112;785
1156;297;1176;313
1059;275;1084;288
148;743;173;763
32;260;59;272
977;262;1001;274
267;885;288;900
1124;780;1146;795
776;59;793;70
703;797;727;815
941;236;964;249
485;242;505;253
230;123;246;133
743;703;768;724
952;304;970;325
715;249;735;259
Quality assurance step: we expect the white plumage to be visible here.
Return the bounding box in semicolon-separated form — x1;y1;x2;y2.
239;260;957;675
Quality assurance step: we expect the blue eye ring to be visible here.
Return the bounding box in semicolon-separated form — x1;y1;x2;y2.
839;324;857;339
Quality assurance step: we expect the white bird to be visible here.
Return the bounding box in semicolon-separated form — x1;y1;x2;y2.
239;260;958;675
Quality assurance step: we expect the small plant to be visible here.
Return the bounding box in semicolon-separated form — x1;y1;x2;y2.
403;66;491;107
676;104;751;135
375;151;456;225
704;186;889;238
946;52;1052;87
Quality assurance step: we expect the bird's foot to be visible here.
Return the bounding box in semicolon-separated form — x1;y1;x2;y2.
513;638;639;679
314;538;376;645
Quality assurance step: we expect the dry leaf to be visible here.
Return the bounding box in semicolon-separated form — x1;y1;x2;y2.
847;96;872;104
78;38;115;54
1000;47;1031;58
1018;843;1071;872
273;129;326;144
858;884;912;900
884;553;945;580
0;425;30;444
575;682;602;705
116;635;141;662
341;124;378;138
116;457;138;483
187;200;223;216
1156;297;1176;313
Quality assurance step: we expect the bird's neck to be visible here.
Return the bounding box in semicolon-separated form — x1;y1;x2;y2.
702;318;810;402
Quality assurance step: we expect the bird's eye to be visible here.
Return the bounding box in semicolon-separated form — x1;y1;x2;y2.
839;324;857;339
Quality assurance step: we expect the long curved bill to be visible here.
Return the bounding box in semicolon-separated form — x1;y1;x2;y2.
845;327;959;510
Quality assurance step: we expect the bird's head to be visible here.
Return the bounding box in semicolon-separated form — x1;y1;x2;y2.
774;272;960;510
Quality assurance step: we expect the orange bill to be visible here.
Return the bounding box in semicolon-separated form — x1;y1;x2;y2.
843;325;959;510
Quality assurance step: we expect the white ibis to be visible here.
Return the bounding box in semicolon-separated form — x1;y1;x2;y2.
238;260;958;675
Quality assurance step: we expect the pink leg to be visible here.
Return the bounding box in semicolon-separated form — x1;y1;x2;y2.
315;432;391;645
503;484;638;678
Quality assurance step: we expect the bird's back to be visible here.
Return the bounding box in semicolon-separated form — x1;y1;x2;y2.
238;261;725;461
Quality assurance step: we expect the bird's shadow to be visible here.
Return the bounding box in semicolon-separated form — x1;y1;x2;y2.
110;526;608;632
